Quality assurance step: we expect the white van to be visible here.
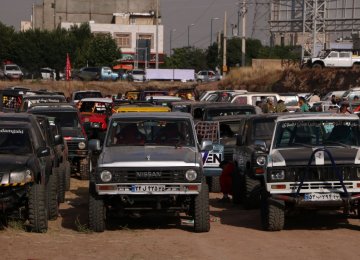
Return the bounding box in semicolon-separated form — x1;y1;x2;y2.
230;92;280;106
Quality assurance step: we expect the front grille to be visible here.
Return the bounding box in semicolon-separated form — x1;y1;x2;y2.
66;141;79;151
268;165;359;183
290;182;354;190
96;168;199;183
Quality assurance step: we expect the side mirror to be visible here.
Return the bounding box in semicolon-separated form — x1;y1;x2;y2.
54;135;63;145
254;140;267;152
236;135;243;146
201;140;213;151
89;139;101;151
37;147;50;157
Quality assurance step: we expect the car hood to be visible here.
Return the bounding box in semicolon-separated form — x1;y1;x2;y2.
0;154;31;171
61;127;85;138
98;146;200;167
269;147;360;167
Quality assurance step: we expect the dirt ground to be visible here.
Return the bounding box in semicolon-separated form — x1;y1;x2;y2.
1;178;360;260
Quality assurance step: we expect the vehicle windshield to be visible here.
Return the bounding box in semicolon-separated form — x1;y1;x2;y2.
252;119;276;141
106;119;195;147
5;65;21;71
274;120;360;148
79;101;112;114
74;92;102;100
0;128;33;154
206;108;255;119
33;111;81;128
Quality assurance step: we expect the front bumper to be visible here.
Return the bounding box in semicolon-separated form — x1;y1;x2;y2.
96;183;202;195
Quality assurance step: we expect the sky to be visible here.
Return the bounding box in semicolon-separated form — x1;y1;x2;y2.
0;0;269;53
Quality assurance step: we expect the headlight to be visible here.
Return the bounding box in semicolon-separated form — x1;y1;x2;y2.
78;142;86;149
100;170;112;182
271;170;285;181
185;169;197;181
256;156;266;166
10;169;33;183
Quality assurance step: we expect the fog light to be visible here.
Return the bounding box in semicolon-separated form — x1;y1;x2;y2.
185;169;197;181
78;142;86;149
271;170;285;180
100;170;112;182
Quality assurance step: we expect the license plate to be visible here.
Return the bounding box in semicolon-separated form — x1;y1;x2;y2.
304;193;341;201
130;185;166;192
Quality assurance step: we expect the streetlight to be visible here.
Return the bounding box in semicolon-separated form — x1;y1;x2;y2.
187;24;195;47
210;17;219;46
170;29;176;56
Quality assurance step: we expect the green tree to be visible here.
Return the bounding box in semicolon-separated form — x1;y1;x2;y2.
164;46;207;71
0;22;16;62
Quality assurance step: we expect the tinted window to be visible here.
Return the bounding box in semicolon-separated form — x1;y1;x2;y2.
0;128;33;154
274;120;360;148
74;92;102;100
107;119;194;147
33;111;80;128
252;119;275;141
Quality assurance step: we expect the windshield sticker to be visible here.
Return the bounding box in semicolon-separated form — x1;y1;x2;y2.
0;129;24;134
282;121;358;128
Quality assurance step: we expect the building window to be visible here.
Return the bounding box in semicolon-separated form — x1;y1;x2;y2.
130;17;136;24
115;33;131;48
138;34;153;48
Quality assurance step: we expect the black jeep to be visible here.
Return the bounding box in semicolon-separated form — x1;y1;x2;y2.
0;114;56;232
233;114;278;208
28;103;91;180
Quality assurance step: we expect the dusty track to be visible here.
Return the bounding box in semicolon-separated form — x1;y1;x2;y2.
1;178;360;260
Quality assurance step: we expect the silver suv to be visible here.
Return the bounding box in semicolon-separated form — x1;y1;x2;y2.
1;64;24;80
195;70;221;83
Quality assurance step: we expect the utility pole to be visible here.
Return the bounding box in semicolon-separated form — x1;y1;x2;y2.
241;0;247;67
222;11;227;77
155;0;159;69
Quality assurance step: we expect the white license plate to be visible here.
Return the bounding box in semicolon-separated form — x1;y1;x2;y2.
130;185;166;192
304;193;341;201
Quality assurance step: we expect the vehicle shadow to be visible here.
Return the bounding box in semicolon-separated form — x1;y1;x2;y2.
60;186;89;231
209;198;360;231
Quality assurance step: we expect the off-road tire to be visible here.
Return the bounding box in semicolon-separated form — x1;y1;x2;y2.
210;176;221;193
46;170;59;220
193;182;210;233
28;183;48;233
89;184;105;232
312;63;323;69
79;157;90;180
56;166;65;203
261;197;285;231
243;175;262;209
64;161;71;191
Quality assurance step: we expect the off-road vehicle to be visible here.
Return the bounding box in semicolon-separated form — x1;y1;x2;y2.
0;114;56;232
88;112;210;233
233;114;278;208
261;113;360;231
28;103;91;180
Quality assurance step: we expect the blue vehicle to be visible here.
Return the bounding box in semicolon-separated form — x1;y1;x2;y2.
99;66;119;81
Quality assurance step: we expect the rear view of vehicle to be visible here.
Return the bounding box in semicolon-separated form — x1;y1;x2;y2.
261;114;360;231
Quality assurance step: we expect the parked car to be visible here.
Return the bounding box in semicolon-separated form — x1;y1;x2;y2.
127;69;146;82
75;67;101;81
99;66;119;81
71;90;103;105
1;64;24;80
195;70;222;83
40;67;55;80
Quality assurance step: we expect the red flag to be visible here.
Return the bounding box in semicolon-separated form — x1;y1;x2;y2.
66;53;72;81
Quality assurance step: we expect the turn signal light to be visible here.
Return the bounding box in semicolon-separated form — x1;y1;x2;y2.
271;184;286;189
187;185;199;191
255;168;265;174
357;183;360;188
64;136;72;141
98;185;116;191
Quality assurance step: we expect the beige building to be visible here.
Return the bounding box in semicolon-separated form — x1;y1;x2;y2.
32;0;163;68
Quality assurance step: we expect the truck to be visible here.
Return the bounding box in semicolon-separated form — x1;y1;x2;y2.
146;68;195;82
261;113;360;231
304;49;360;70
88;112;210;232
